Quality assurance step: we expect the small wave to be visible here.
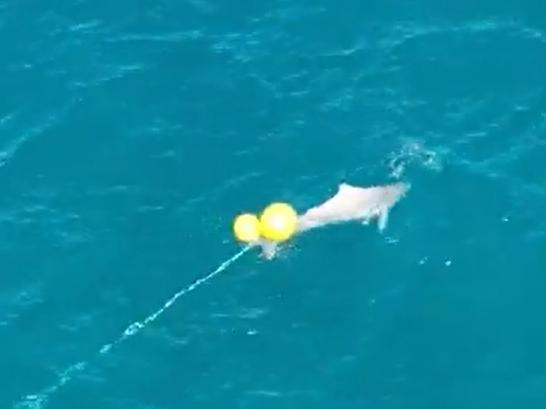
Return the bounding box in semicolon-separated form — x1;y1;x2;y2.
106;30;203;44
0;285;44;328
0;102;73;169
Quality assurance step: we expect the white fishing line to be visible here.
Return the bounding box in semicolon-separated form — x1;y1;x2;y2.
14;246;251;409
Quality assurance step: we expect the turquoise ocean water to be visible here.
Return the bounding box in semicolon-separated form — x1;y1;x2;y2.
2;1;546;408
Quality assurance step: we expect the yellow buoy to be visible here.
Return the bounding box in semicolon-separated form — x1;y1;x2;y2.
233;213;261;243
259;202;298;242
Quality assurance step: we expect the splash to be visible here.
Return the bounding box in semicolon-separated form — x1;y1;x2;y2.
387;141;443;179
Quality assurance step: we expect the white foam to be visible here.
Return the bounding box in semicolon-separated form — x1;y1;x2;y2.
388;141;443;179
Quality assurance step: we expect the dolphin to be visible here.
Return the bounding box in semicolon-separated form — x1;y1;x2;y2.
258;182;410;259
298;182;410;232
